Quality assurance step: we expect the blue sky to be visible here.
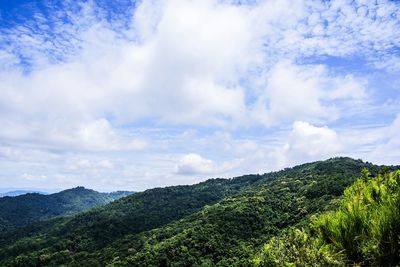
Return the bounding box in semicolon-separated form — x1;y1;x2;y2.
0;0;399;192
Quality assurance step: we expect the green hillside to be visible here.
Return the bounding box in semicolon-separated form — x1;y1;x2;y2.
0;187;132;234
254;168;400;266
0;173;264;265
0;158;397;266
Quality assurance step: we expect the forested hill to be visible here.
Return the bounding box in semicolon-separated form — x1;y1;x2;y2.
0;187;132;234
0;173;265;259
0;158;397;266
254;169;400;266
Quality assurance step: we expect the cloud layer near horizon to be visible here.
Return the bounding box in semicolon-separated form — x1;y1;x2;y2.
0;0;399;191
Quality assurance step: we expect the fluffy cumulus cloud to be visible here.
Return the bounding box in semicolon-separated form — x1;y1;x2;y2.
0;0;256;129
284;121;343;161
174;153;237;175
251;61;367;125
175;153;217;175
0;0;399;191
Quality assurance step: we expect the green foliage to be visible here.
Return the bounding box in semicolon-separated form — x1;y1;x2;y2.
253;228;345;267
256;169;400;267
0;158;396;266
314;170;400;266
0;174;265;265
0;187;132;234
92;158;388;267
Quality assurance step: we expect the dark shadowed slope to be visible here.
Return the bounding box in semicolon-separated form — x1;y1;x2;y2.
0;187;132;234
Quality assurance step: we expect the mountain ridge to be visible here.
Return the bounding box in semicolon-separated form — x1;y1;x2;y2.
0;190;48;198
1;157;398;266
0;186;133;235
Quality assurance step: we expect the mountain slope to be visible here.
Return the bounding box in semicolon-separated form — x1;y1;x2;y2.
254;169;400;266
0;174;264;259
0;187;132;234
0;158;397;266
92;158;393;266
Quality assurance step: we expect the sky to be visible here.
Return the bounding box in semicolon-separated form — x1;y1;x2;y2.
0;0;399;192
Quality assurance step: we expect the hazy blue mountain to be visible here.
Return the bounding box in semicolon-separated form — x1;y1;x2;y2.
0;190;48;198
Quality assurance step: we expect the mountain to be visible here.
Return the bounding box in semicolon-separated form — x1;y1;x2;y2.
0;187;132;234
0;173;265;260
0;190;48;198
254;169;400;266
0;158;397;266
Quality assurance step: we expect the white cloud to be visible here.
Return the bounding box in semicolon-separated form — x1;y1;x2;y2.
372;55;400;72
174;153;236;175
363;114;400;164
0;0;260;151
74;119;146;151
284;121;343;160
97;159;114;169
251;61;367;125
285;0;400;59
66;158;114;171
0;0;395;134
21;173;48;181
0;117;146;153
175;153;216;175
0;0;399;191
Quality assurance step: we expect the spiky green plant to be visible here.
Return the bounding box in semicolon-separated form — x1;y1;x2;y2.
252;228;345;267
254;169;400;267
314;170;400;266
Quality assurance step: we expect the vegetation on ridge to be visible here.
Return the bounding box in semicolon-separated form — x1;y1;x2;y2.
0;158;398;266
0;174;265;266
254;168;400;266
0;187;132;234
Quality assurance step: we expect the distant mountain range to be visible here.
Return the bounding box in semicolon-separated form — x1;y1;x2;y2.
0;190;48;198
0;187;133;234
